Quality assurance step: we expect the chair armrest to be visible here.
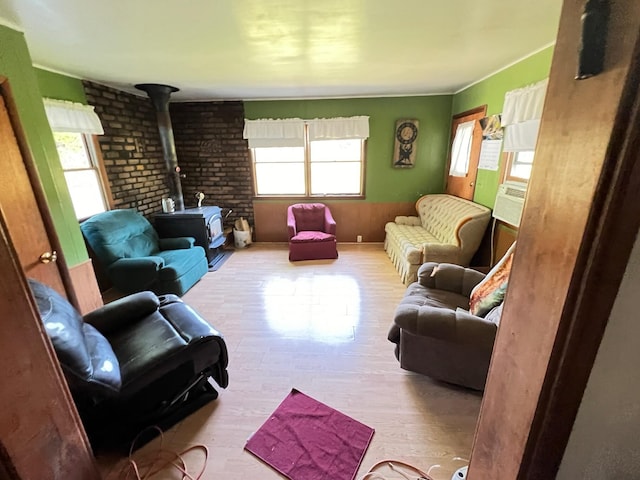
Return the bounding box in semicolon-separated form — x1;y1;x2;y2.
287;209;297;238
393;304;497;349
323;208;337;235
160;299;229;388
421;242;462;263
83;291;160;334
107;256;165;291
394;215;421;226
160;299;224;344
158;237;195;250
417;262;485;297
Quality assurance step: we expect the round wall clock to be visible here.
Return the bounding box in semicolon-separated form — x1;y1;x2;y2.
393;119;419;168
396;121;418;144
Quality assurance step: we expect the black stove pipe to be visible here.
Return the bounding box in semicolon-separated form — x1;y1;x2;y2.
135;83;185;211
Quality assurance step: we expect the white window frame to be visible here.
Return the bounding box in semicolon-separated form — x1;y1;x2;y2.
246;118;368;198
53;131;111;220
503;150;535;183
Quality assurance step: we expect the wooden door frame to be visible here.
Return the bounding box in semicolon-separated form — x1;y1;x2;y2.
518;30;640;479
445;105;487;197
0;76;80;310
468;0;640;477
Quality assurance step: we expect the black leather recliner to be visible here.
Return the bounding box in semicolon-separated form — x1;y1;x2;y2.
28;279;229;448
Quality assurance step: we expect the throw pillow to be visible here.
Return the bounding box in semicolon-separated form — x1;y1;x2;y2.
485;303;504;325
469;242;516;317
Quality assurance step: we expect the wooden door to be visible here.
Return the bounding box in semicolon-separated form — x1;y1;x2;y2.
445;106;486;200
0;210;98;479
0;89;67;296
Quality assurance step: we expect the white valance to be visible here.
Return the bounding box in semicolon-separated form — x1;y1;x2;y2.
243;116;369;148
502;79;548;152
503;119;541;152
449;120;475;177
243;118;305;148
43;98;104;135
308;116;369;140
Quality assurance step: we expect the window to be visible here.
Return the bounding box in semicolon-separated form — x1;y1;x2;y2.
43;98;107;220
245;116;368;197
500;79;548;184
54;132;109;220
504;150;535;182
449;120;475;177
252;136;364;196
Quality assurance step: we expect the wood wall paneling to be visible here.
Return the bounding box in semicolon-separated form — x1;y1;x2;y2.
69;259;104;314
253;201;417;243
468;1;640;478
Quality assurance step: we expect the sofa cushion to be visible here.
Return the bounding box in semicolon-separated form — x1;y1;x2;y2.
28;279;122;395
156;246;208;281
401;282;471;311
106;311;187;391
469;242;516;316
385;223;441;264
290;230;335;243
292;203;327;231
418;194;487;243
81;209;160;265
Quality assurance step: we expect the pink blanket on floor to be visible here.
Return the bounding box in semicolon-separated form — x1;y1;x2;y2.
245;389;374;480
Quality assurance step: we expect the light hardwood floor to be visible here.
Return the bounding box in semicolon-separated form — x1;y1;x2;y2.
97;243;481;480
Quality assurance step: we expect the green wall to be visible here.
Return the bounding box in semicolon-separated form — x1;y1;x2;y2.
3;21;552;264
0;25;87;266
244;95;453;202
35;68;87;104
453;46;554;208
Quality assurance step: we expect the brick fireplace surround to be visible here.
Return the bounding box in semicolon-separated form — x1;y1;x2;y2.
83;81;254;227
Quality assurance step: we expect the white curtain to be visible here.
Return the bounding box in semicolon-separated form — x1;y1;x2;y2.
502;79;548;152
308;116;369;140
242;118;305;148
43;98;104;134
449;120;475;177
243;116;369;147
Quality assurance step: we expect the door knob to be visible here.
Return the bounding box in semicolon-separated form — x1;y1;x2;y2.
470;182;475;187
39;251;57;264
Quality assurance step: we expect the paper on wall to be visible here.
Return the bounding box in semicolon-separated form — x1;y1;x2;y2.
478;139;502;171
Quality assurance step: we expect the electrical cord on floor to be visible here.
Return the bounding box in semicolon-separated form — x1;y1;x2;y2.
116;426;209;480
357;457;469;480
357;459;433;480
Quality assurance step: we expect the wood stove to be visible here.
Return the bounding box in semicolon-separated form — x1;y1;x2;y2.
153;206;225;265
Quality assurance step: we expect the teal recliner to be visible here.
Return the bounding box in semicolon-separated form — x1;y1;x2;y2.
81;209;208;296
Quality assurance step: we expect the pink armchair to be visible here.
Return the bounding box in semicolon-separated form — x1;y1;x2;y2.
287;203;338;261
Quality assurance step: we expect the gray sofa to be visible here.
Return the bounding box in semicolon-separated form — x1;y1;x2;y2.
388;262;501;390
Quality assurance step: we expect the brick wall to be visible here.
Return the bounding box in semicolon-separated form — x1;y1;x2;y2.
170;101;254;227
83;84;254;227
83;81;170;216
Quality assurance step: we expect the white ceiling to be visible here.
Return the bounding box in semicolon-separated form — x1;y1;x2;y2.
0;0;563;101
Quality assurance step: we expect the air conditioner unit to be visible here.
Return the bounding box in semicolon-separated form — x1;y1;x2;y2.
493;181;527;227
